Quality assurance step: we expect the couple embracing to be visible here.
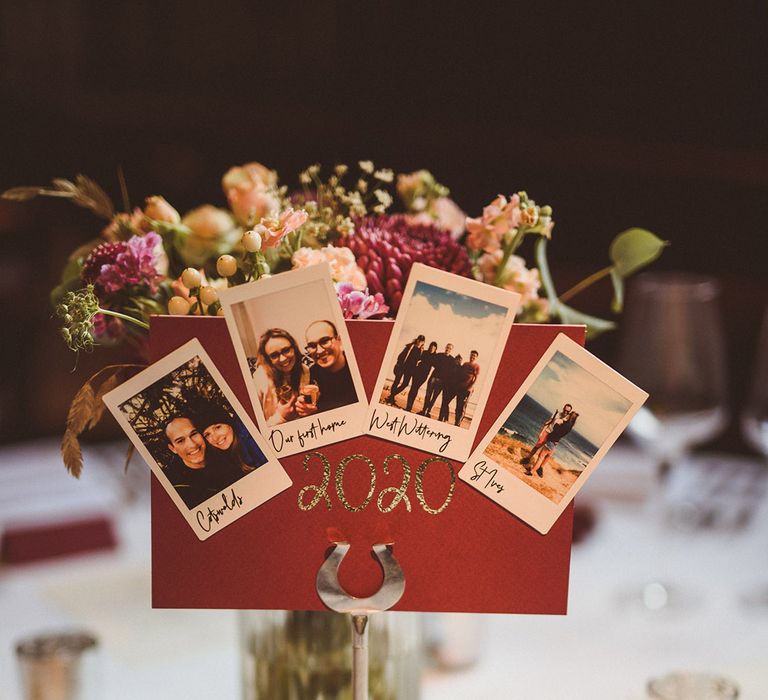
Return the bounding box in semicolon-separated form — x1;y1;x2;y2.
164;405;264;508
519;403;579;478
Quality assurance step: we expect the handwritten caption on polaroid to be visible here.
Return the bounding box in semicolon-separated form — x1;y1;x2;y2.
368;408;452;453
298;452;456;515
268;417;348;453
468;460;505;495
195;487;245;534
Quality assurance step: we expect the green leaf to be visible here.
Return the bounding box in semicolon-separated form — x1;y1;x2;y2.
610;268;624;313
609;228;669;278
555;302;616;340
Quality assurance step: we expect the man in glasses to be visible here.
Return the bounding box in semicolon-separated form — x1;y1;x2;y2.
304;320;357;412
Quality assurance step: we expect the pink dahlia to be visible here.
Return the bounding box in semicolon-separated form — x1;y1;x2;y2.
340;215;472;313
81;231;165;297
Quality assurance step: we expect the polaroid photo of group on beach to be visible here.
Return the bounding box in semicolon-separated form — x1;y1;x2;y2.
103;339;291;540
218;263;368;457
459;333;648;534
365;263;521;462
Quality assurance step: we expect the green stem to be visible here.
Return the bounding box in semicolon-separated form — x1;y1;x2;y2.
493;245;514;285
558;265;613;303
98;308;150;330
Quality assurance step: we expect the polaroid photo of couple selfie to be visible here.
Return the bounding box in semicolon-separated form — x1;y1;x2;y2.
103;339;291;540
218;263;368;457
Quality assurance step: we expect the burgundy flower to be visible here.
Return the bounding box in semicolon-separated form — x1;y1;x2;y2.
81;241;128;290
340;215;472;313
81;232;165;297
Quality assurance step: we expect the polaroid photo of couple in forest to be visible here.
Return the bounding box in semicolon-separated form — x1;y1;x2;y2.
103;339;290;540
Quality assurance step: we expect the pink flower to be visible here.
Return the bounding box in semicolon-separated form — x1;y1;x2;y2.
222;162;279;226
477;249;541;310
465;194;521;253
335;282;389;319
255;208;308;249
292;245;367;290
83;232;166;296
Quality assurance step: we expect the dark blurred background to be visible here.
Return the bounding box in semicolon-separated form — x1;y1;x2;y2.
1;2;766;450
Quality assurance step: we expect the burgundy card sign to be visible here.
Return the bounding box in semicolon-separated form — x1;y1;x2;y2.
149;316;585;613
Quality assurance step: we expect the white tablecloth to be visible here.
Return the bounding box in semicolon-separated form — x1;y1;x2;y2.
1;440;766;699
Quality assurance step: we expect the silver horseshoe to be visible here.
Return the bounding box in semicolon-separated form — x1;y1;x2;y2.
316;541;405;614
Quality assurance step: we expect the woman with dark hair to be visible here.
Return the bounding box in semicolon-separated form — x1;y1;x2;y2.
198;404;266;474
253;328;316;425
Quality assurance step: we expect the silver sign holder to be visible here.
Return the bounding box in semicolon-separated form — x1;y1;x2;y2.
316;541;406;700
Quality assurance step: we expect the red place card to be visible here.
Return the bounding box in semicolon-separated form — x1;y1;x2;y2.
149;317;584;613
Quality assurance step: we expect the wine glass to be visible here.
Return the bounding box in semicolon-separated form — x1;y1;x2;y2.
617;273;729;476
738;306;768;607
741;307;768;459
615;273;729;612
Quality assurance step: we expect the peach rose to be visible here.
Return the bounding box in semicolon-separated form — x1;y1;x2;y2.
292;245;366;291
222;162;279;226
179;205;240;266
221;162;277;192
144;195;180;224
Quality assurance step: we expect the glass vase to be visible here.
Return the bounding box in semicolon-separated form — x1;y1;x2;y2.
239;610;421;699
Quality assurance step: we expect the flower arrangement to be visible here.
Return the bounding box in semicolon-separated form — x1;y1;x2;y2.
3;161;666;473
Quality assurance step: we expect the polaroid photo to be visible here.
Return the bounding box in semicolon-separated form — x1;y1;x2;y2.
103;339;291;540
459;333;648;534
218;263;368;457
365;263;521;461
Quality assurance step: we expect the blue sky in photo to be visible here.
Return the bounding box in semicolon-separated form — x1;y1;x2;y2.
414;281;507;320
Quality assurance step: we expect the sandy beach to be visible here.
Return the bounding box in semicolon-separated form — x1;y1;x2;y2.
483;433;582;504
378;380;472;429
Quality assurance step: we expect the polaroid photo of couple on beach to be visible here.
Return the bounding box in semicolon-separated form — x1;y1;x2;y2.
219;263;368;457
103;339;291;540
459;333;648;534
365;263;522;462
